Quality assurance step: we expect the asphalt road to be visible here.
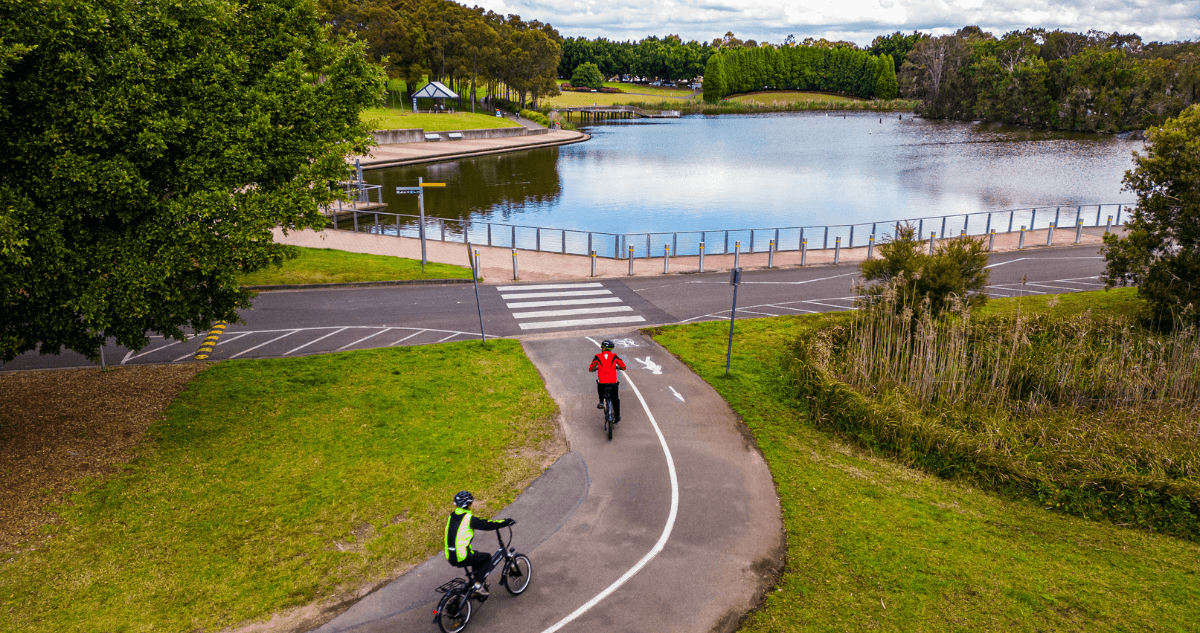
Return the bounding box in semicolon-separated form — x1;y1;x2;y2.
313;332;782;633
0;243;1107;372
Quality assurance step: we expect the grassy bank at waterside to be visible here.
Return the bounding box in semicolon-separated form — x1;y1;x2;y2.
0;341;560;633
362;107;521;132
649;288;1200;631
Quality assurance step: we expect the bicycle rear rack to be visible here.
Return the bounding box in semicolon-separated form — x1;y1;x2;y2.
436;578;467;594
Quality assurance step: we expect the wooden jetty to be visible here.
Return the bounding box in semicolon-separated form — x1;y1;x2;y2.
554;105;681;123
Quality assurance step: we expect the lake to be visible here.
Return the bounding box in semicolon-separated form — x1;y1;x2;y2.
361;112;1142;256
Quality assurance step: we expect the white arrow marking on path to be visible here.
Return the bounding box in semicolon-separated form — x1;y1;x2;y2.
636;357;662;374
669;386;684;402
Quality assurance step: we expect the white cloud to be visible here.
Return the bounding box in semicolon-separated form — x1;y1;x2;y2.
470;0;1200;46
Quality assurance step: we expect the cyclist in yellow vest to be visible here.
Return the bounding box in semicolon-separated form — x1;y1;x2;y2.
445;490;515;596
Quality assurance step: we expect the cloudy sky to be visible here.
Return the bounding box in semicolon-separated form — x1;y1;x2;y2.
470;0;1199;47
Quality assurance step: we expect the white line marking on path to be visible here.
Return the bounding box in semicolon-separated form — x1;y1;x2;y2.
507;297;624;309
501;290;612;300
538;337;680;633
513;306;633;319
437;332;464;342
283;327;347;356
497;283;604;291
669;386;684;402
518;315;646;330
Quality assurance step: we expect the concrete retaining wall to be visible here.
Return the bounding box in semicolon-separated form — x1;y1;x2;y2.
371;126;549;145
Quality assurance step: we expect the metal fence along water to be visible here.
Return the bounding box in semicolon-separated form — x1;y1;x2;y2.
327;203;1129;259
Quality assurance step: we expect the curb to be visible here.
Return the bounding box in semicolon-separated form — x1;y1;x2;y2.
244;278;474;291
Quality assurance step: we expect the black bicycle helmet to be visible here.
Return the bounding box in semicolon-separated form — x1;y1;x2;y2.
600;340;615;350
454;490;474;508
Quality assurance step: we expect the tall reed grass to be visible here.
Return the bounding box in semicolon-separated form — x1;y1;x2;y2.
791;283;1200;538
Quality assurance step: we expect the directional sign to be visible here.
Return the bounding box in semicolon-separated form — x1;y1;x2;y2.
396;187;421;194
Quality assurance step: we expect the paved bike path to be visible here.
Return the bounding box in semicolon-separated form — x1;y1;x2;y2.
312;331;783;632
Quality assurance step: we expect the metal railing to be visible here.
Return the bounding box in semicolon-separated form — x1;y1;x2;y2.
337;181;384;206
326;203;1130;259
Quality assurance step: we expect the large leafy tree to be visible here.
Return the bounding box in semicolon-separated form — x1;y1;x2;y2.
0;0;384;362
1103;104;1200;328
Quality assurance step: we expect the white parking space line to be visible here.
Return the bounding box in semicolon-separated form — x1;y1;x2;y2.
229;330;298;359
283;327;348;356
496;283;604;291
987;285;1047;295
337;328;392;351
739;309;781;317
390;330;428;346
1025;282;1092;291
798;300;858;310
506;297;624;309
437;332;464;342
773;305;820;313
517;315;646;330
125;338;185;363
500;289;612;300
513;306;634;319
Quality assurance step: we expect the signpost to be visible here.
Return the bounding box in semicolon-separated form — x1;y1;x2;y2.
725;267;742;376
466;242;486;342
396;178;446;272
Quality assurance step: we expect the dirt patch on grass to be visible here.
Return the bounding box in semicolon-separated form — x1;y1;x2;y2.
0;363;208;552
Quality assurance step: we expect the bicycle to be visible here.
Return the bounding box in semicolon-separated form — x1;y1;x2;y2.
433;525;532;633
599;385;617;440
603;394;616;440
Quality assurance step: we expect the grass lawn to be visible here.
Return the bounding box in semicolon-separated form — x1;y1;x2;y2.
361;107;519;132
541;91;694;108
649;288;1200;632
0;341;561;633
238;247;473;286
977;285;1144;320
730;91;861;105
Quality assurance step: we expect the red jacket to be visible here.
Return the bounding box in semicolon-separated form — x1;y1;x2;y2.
589;351;626;383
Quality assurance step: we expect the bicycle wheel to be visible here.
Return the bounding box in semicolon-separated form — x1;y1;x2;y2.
604;399;614;440
503;554;532;595
436;590;472;633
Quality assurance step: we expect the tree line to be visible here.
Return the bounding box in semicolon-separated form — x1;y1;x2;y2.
702;44;899;101
900;27;1198;131
318;0;562;108
558;35;716;83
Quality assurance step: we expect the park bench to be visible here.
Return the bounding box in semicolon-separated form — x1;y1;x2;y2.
424;133;441;141
447;132;464;140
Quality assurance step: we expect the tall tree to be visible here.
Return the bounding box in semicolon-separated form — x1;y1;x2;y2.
0;0;384;362
1103;104;1200;328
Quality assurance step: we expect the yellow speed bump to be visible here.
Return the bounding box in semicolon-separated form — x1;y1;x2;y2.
194;321;228;360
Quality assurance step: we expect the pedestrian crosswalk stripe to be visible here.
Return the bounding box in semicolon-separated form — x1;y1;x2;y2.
496;283;604;291
518;316;646;330
513;306;633;319
506;297;624;309
500;289;612;300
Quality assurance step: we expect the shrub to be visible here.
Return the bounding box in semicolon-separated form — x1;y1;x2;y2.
520;109;551;127
859;222;989;317
570;62;605;89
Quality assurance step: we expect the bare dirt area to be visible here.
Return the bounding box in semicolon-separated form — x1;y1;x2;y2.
0;363;209;552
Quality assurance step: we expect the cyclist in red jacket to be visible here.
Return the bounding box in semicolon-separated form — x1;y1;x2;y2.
589;339;627;424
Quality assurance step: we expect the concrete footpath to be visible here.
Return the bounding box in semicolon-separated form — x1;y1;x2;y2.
274;225;1120;283
312;332;783;632
356;129;589;169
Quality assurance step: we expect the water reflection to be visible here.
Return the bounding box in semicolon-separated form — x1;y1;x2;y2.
364;112;1141;234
